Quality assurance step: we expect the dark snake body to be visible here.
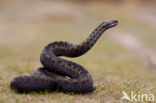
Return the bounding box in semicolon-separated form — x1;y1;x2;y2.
10;20;118;93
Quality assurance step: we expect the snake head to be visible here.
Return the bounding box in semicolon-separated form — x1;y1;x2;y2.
101;20;118;30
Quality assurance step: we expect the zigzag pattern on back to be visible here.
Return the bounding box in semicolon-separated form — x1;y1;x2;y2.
10;20;118;94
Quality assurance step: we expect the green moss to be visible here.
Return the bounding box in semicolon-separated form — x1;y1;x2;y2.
0;1;156;103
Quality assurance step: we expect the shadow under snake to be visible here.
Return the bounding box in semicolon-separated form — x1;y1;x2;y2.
10;20;118;94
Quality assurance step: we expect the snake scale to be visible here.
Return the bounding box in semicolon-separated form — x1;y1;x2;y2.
10;20;118;94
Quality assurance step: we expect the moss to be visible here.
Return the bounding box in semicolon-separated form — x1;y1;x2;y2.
0;1;156;103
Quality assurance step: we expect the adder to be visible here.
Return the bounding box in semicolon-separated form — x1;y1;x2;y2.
10;20;118;93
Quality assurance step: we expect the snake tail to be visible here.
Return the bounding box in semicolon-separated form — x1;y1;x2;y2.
10;20;118;93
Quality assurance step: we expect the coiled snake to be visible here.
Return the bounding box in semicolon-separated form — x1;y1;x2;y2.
10;20;118;93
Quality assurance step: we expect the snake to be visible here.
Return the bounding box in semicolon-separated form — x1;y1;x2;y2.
10;20;118;94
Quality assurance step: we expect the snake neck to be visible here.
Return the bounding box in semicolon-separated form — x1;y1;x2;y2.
42;20;118;58
64;20;118;57
74;23;106;56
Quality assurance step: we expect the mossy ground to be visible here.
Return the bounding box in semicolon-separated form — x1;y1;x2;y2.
0;1;156;103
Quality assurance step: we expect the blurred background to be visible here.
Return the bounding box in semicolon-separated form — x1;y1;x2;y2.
0;0;156;103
